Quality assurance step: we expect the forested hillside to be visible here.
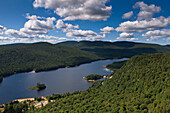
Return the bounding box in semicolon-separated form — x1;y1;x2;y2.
0;41;170;78
20;53;170;113
59;41;170;58
0;42;100;77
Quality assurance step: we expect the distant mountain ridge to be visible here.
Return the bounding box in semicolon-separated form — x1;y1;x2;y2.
58;41;170;58
0;41;170;78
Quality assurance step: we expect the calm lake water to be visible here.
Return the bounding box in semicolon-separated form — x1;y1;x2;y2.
0;58;128;104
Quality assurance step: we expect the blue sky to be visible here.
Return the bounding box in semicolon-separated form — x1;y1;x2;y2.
0;0;170;45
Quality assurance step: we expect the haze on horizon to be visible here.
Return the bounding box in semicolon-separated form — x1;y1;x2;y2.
0;0;170;45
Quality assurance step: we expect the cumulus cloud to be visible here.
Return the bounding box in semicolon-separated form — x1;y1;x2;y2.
4;14;57;39
66;29;106;40
0;25;6;34
116;32;138;41
5;29;32;38
133;1;161;20
119;32;134;38
100;26;114;34
38;34;67;40
21;16;56;35
116;16;170;33
122;11;133;19
56;19;79;32
142;29;170;41
1;14;71;44
163;38;170;43
116;37;139;41
33;0;112;21
0;36;11;41
25;13;45;20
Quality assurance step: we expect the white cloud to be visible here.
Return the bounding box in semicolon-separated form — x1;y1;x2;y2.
21;16;56;35
66;29;106;40
0;36;11;41
163;38;170;43
116;37;139;41
0;25;6;35
142;29;170;41
122;11;133;19
56;19;79;32
116;33;139;41
119;32;134;38
133;1;161;20
116;16;170;33
5;29;32;38
33;0;112;21
1;14;73;44
37;34;67;40
25;13;45;20
116;32;138;41
100;26;114;34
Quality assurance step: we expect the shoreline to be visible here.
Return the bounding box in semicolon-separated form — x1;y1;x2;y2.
103;65;114;72
0;58;127;105
83;77;96;82
2;57;127;79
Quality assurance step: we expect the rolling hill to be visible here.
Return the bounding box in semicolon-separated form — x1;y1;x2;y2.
58;41;170;58
0;42;100;77
0;41;170;78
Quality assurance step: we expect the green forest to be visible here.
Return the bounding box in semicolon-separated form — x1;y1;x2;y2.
0;42;100;77
2;53;170;113
0;41;170;79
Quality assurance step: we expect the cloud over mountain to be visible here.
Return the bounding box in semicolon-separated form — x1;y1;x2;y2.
66;29;106;40
116;32;138;41
142;29;170;41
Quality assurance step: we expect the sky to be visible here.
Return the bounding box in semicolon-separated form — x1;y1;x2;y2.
0;0;170;45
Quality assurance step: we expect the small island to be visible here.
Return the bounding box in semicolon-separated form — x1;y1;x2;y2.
28;83;46;91
83;74;103;82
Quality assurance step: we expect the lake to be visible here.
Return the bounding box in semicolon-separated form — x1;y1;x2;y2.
0;58;128;104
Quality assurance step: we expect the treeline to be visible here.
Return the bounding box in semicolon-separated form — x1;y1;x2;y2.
0;42;100;77
23;53;169;113
3;101;28;113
